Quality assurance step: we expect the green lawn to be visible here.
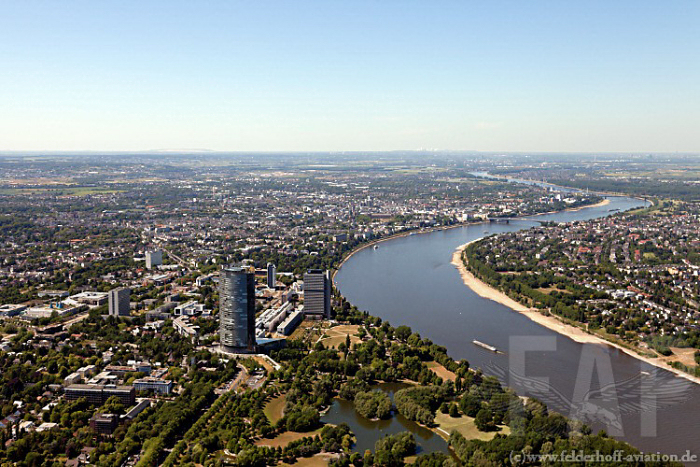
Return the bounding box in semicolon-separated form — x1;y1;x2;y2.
255;427;323;448
280;453;338;466
264;394;287;424
433;412;510;442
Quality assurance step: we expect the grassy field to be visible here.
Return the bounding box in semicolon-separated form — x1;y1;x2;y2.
288;320;322;342
264;394;287;424
425;361;456;382
280;453;338;466
255;428;323;448
536;286;571;295
662;347;699;368
433;412;510;442
318;324;362;349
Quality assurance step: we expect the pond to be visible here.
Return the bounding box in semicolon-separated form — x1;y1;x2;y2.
321;382;449;455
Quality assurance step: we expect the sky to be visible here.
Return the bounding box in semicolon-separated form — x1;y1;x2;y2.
0;1;698;153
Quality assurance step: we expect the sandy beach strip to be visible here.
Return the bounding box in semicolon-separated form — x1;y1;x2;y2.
526;197;611;217
568;197;610;211
451;241;700;386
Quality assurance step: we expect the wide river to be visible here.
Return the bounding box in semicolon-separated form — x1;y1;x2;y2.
335;195;700;458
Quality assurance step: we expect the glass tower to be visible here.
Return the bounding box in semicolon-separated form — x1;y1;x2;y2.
219;266;255;351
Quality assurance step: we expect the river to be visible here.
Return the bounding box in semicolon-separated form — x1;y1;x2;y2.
335;194;700;458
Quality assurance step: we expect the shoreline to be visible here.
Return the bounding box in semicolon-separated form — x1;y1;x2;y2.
554;197;609;212
451;242;700;386
521;198;611;218
332;220;484;281
333;197;613;282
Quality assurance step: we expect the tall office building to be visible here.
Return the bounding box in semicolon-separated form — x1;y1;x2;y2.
219;266;256;352
303;269;331;319
267;262;276;289
145;250;163;269
108;287;130;317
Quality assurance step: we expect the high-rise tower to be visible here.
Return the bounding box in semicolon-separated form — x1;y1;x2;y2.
303;269;331;319
145;250;163;269
108;287;130;317
267;263;276;289
219;266;256;351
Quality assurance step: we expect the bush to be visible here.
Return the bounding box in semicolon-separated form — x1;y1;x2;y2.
459;393;481;417
474;408;494;431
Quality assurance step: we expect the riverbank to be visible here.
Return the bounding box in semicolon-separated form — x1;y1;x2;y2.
333;197;613;282
332;221;481;281
560;197;609;212
522;197;611;218
451;242;700;386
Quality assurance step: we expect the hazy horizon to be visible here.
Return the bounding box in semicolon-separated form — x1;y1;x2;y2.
1;149;700;157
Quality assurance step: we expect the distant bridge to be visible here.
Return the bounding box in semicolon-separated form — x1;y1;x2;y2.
487;217;535;224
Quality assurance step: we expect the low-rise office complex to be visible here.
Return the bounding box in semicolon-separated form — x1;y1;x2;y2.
65;384;136;406
133;377;173;395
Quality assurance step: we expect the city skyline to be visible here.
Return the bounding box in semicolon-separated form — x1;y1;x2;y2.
1;1;698;153
2;154;700;462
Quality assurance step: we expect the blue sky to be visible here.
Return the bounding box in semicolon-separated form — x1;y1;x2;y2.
1;1;698;152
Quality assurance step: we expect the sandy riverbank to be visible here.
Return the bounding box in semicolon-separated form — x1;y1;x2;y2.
451;241;700;386
568;197;610;211
526;197;610;217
